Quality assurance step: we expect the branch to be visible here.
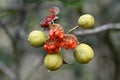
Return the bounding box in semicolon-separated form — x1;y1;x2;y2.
0;22;17;80
24;56;44;80
0;21;16;47
73;23;120;36
104;31;120;80
0;61;16;80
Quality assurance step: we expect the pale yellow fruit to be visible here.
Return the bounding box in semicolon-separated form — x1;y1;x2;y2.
28;30;47;48
73;43;94;64
78;14;94;29
44;53;63;71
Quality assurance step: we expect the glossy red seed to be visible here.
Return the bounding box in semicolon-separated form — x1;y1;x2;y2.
59;32;64;39
48;50;53;54
48;14;55;19
55;47;59;52
55;29;60;36
46;17;52;22
55;41;59;47
49;28;54;36
59;42;64;47
40;21;49;27
50;45;56;50
64;41;70;49
44;44;48;51
71;42;76;49
69;40;73;45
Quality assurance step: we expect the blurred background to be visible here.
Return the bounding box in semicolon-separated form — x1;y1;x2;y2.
0;0;120;80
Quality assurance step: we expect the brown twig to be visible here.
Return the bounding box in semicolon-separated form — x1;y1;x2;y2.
0;8;26;80
0;61;16;80
0;21;16;47
73;23;120;36
13;8;26;80
24;57;44;80
0;21;17;80
104;31;120;80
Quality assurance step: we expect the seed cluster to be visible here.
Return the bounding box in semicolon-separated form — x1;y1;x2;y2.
44;24;78;54
64;34;78;49
44;24;64;53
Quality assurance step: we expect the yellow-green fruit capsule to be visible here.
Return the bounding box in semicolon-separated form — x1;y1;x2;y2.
78;14;94;29
73;43;94;64
28;30;47;48
44;53;63;71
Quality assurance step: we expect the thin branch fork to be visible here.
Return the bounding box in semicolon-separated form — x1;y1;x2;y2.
0;21;15;42
0;22;17;80
0;61;16;80
74;23;120;36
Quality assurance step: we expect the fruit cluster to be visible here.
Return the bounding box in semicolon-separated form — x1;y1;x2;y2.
28;7;95;71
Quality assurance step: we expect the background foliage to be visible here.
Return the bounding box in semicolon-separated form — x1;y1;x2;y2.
0;0;120;80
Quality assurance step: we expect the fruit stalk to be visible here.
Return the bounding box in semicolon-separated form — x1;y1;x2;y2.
66;26;79;34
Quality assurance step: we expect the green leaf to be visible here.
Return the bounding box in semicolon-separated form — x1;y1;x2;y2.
24;0;40;3
0;10;16;20
59;0;85;8
0;49;13;66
